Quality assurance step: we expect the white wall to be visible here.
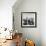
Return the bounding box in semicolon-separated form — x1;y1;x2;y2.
1;0;46;46
13;0;46;46
41;0;46;46
0;0;16;30
13;0;41;46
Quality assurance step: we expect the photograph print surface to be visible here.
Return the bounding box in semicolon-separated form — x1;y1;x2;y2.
21;12;37;28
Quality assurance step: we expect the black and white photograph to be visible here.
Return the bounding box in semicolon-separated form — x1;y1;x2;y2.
21;12;37;28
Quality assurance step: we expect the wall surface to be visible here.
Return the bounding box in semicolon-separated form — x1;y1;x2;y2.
13;0;41;46
0;0;46;46
41;0;46;46
0;0;16;30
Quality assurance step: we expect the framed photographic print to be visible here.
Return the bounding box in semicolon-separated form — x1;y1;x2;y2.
21;12;37;28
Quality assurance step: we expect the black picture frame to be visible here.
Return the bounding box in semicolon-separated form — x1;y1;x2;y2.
21;12;37;28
